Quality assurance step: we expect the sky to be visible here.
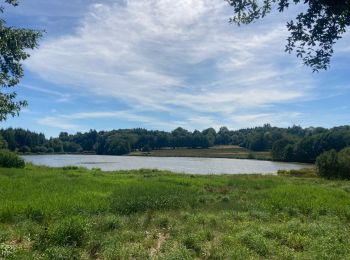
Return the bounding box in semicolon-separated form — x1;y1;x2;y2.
2;0;350;137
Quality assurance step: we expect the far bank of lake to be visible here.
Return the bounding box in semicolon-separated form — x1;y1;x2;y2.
22;154;312;175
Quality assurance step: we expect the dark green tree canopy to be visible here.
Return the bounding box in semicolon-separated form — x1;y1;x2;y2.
227;0;350;71
0;0;42;121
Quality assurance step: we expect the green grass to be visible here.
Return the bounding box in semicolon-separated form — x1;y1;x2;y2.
130;145;273;160
1;165;350;259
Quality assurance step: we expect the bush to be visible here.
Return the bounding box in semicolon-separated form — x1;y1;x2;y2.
19;145;31;153
32;146;48;153
316;147;350;179
141;145;152;152
0;150;25;168
338;147;350;179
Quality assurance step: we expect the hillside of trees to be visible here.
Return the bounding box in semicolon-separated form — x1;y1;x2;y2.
1;124;350;164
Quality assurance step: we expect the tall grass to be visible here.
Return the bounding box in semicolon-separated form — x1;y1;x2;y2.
1;165;350;258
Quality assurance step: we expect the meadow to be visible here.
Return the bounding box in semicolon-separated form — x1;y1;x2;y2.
1;165;350;259
130;145;272;160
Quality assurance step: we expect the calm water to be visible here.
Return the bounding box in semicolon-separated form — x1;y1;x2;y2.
21;155;312;175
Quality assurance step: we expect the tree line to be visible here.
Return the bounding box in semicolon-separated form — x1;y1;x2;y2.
1;124;350;164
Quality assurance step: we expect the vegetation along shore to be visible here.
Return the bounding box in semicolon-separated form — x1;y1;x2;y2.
1;124;350;163
1;164;350;259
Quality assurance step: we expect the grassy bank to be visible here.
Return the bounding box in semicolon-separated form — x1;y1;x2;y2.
130;145;272;160
1;165;350;259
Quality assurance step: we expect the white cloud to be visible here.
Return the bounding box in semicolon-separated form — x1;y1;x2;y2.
38;117;81;130
27;0;315;130
22;84;72;103
37;110;182;132
229;112;302;127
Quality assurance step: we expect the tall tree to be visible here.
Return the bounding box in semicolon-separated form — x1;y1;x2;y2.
0;0;42;121
227;0;350;71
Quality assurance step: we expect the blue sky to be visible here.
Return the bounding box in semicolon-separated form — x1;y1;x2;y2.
2;0;350;137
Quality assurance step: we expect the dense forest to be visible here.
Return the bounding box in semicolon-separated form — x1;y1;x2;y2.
1;124;350;163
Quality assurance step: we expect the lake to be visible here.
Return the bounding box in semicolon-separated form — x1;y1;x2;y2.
21;155;312;175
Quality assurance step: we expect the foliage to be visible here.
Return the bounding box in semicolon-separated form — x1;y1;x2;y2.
316;147;350;179
271;126;350;163
227;0;350;71
0;149;24;168
272;138;293;161
132;146;272;160
1;125;350;164
0;0;42;120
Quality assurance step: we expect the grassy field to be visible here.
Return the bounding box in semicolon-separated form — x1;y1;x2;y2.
1;165;350;259
130;146;272;160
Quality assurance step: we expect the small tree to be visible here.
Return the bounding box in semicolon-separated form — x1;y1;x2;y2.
316;149;339;179
338;147;350;179
0;149;24;168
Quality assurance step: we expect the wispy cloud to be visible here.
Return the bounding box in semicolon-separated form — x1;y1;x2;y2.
22;84;72;102
38;117;81;130
37;110;186;131
27;0;316;131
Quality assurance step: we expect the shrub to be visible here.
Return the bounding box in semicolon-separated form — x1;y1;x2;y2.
247;153;255;159
338;147;350;179
141;145;152;152
316;147;350;179
32;146;48;153
316;150;338;179
0;150;25;168
19;145;31;153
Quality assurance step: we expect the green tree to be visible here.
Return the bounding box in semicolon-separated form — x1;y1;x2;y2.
0;133;7;149
227;0;350;71
283;144;296;162
248;133;266;151
202;128;216;147
316;147;350;179
216;127;231;145
63;142;83;153
338;147;350;179
0;0;42;121
272;138;293;161
105;134;131;155
316;149;339;179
